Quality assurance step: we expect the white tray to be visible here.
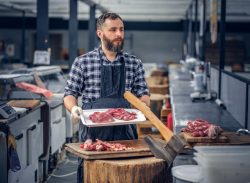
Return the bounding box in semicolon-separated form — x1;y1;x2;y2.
80;108;146;127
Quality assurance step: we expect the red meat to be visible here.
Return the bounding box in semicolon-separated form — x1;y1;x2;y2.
89;112;115;123
89;108;137;123
181;119;223;137
106;108;137;121
15;82;53;98
80;139;134;151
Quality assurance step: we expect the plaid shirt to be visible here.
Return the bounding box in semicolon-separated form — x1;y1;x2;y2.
64;47;149;104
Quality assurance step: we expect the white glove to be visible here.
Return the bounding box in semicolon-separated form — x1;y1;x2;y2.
71;106;83;124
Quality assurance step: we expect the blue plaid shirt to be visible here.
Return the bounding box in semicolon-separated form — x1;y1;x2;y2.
64;47;149;104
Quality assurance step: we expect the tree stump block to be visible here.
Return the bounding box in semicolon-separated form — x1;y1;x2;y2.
84;157;170;183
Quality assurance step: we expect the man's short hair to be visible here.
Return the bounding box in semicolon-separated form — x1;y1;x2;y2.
96;12;123;30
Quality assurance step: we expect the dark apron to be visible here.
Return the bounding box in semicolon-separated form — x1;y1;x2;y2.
77;49;137;182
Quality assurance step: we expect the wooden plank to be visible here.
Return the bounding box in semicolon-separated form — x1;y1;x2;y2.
148;85;169;95
65;139;153;160
146;76;168;85
8;100;40;109
185;132;250;146
182;132;229;143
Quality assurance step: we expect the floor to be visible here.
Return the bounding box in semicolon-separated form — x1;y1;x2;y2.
46;152;78;183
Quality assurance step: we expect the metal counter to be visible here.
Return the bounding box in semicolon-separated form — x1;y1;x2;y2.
168;66;243;134
168;65;244;170
0;103;45;183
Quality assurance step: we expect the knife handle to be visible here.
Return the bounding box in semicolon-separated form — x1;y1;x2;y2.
124;91;174;142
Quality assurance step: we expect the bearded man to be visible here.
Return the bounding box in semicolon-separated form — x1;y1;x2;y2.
64;12;150;182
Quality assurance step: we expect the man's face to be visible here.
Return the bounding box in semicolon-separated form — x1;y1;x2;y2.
97;18;125;52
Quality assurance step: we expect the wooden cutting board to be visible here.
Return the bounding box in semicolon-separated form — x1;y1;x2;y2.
8;100;40;109
65;139;153;160
183;132;250;146
182;132;229;143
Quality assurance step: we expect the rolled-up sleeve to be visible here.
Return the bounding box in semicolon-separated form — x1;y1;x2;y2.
64;57;85;99
132;60;150;97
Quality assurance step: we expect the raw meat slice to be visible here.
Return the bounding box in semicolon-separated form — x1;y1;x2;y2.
89;112;115;123
15;82;53;98
106;108;137;121
88;108;137;123
181;119;223;137
80;139;134;151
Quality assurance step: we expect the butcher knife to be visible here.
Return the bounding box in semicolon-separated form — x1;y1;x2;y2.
124;91;187;166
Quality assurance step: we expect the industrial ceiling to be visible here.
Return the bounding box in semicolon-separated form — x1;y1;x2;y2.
0;0;250;22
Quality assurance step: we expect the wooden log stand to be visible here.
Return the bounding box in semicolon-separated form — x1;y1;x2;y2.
84;157;170;183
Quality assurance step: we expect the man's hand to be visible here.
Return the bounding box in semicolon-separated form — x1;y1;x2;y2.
71;106;83;124
139;95;150;107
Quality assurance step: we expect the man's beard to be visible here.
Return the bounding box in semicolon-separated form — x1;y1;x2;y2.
103;34;124;53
